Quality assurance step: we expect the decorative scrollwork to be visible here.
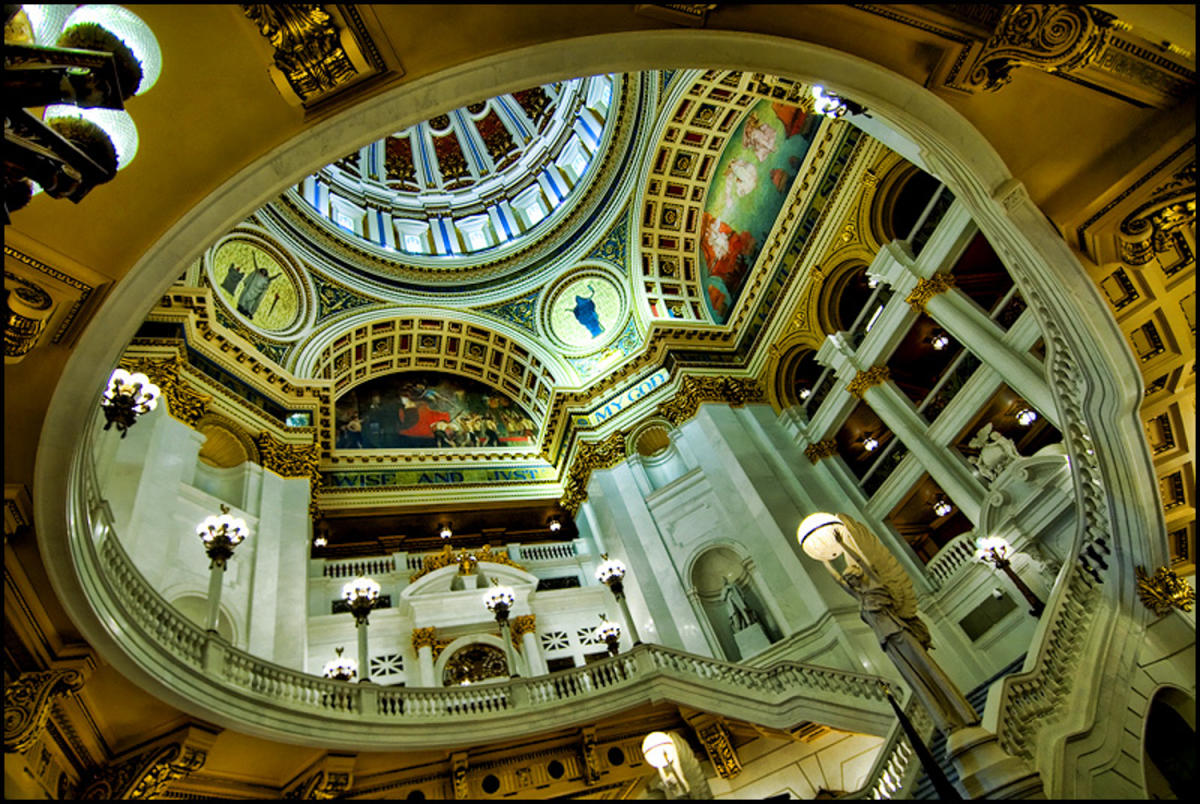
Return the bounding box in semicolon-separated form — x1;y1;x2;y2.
904;272;956;313
409;544;526;583
955;4;1116;93
846;365;891;399
1135;565;1195;615
3;669;84;754
78;740;207;800
695;720;742;778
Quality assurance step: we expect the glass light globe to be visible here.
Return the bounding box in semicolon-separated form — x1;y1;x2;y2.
439;524;452;539
62;4;162;94
796;512;846;561
24;4;75;47
1016;407;1038;427
930;333;950;351
932;497;953;517
798;387;811;400
596;557;626;584
975;535;1010;562
862;435;879;452
641;731;677;769
43;105;139;170
342;576;381;604
482;584;515;611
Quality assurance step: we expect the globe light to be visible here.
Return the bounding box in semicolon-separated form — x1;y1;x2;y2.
595;556;627;585
313;535;328;547
932;496;954;517
62;4;163;94
548;516;563;532
482;584;516;613
798;387;812;400
641;731;678;769
796;512;846;561
867;275;880;289
44;105;140;170
439;523;452;539
342;576;381;605
930;332;950;351
862;435;879;452
23;4;75;47
1015;407;1038;427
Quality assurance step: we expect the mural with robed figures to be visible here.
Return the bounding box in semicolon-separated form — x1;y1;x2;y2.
700;99;820;323
334;371;538;450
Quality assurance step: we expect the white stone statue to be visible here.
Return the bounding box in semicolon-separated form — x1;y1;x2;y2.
967;423;1021;483
818;515;979;734
722;578;757;632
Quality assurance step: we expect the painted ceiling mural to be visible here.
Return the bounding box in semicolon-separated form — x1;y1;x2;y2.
700;99;819;323
334;371;539;450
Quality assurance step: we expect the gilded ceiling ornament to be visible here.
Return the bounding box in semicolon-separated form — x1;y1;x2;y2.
241;5;359;105
1134;565;1195;615
951;4;1116;93
904;273;956;313
804;439;838;464
3;668;84;754
78;740;207;800
409;544;525;583
3;271;53;361
1117;189;1195;268
254;432;321;480
120;355;211;427
847;365;890;399
431;638;453;663
694;720;742;778
289;769;351;800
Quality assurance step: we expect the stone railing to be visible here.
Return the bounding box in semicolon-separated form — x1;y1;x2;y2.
78;455;893;749
322;556;396;579
925;529;980;589
513;541;580;562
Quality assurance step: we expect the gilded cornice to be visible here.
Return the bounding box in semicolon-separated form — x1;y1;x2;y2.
804;439;838;464
904;273;956;313
694;720;742;779
846;365;890;399
254;431;322;515
559;429;629;514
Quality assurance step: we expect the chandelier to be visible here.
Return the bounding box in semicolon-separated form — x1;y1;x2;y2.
99;368;160;437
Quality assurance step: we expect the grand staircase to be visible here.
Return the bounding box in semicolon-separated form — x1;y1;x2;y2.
910;654;1028;799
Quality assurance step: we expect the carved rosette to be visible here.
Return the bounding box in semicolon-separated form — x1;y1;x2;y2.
904;272;956;313
120;355;211;427
804;439;839;464
3;669;84;755
695;721;742;779
847;365;891;399
955;4;1116;93
1135;565;1195;615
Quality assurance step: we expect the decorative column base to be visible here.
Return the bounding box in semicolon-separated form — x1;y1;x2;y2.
946;725;1045;799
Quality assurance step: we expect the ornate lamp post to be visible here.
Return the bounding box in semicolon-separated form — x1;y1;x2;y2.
975;536;1045;617
195;505;249;633
342;576;380;682
482;583;519;678
642;731;689;797
597;614;621;656
321;646;357;682
596;555;641;645
100;368;160;437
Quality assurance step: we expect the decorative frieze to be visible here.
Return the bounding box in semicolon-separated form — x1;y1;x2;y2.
3;669;84;755
804;438;839;464
904;273;956;313
846;365;891;399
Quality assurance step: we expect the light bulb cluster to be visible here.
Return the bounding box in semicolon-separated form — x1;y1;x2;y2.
35;4;162;175
862;435;880;452
321;646;357;681
1015;407;1038;427
342;576;381;605
482;584;515;613
975;535;1011;564
595;556;627;585
100;368;161;437
932;496;954;518
810;84;864;118
195;505;249;569
930;332;950;351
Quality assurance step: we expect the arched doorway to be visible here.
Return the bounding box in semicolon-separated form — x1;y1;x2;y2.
1143;686;1196;798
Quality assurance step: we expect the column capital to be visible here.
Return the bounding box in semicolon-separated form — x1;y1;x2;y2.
510;614;536;637
804;438;839;463
411;626;437;650
905;272;956;313
847;365;891;399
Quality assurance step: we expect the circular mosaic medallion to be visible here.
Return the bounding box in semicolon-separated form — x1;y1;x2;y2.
544;270;626;352
209;239;305;336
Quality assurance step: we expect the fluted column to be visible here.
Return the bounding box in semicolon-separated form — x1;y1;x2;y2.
820;333;987;524
878;246;1058;427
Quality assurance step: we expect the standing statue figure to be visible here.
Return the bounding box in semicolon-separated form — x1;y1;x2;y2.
722;577;757;632
820;515;979;734
571;283;605;338
966;423;1021;483
236;253;282;318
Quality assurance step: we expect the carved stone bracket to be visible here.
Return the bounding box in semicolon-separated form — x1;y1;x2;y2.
904;272;956;313
1116;161;1196;268
580;726;601;784
3;271;54;363
560;429;629;515
450;751;469;800
804;438;839;464
77;724;217;799
284;754;355;799
1135;565;1195;615
692;719;742;779
3;669;84;754
846;365;891;398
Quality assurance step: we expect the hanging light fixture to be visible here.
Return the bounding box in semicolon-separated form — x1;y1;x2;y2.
932;496;954;518
929;330;950;351
862;434;880;452
797;386;812;400
548;515;563;533
439;522;453;540
322;646;357;681
1015;406;1038;427
810;85;866;118
867;275;880;289
100;367;160;437
796;512;846;562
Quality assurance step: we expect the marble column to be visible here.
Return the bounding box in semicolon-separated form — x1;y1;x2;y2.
819;333;988;524
877;245;1058;427
512;615;545;675
412;628;436;686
